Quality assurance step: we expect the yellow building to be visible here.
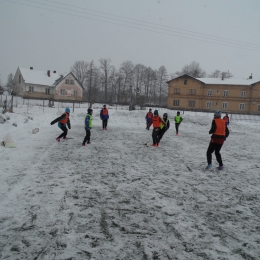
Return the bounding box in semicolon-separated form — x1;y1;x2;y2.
167;74;260;115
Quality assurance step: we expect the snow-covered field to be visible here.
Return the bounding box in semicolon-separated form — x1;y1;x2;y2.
0;102;260;259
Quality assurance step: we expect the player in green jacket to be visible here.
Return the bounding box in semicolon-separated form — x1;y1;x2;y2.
82;108;93;146
174;111;183;136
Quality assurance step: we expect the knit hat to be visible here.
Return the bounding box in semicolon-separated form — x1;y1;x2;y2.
154;110;158;116
214;110;222;118
65;107;70;113
88;108;93;114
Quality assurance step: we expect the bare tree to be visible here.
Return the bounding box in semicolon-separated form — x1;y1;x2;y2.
133;64;146;93
108;67;121;103
208;70;221;78
143;67;156;103
208;70;233;79
85;61;99;105
156;66;168;105
91;68;101;103
119;61;134;103
175;61;206;78
0;75;4;93
5;73;16;94
117;76;123;103
169;72;177;80
99;58;113;103
70;61;89;85
221;70;233;79
132;64;146;106
150;73;158;105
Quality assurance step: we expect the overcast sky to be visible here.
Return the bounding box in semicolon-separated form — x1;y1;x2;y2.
1;0;260;84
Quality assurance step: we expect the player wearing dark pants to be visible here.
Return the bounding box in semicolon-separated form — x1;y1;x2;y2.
83;129;91;145
50;107;71;142
205;110;229;170
206;142;223;166
149;110;167;147
82;108;93;146
102;119;108;129
145;108;153;130
158;113;170;141
174;111;183;136
100;105;109;130
58;125;68;139
175;123;180;134
158;128;166;142
152;128;160;145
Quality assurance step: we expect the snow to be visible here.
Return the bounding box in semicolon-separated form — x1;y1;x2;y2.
19;67;61;86
197;77;259;86
169;74;260;85
0;100;260;259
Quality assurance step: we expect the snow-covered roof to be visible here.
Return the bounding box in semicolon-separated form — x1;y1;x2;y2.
197;77;260;86
168;74;260;86
19;67;62;86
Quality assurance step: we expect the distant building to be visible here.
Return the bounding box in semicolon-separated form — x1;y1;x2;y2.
167;74;260;115
13;67;84;102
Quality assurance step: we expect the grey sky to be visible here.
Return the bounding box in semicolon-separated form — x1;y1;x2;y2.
1;0;260;84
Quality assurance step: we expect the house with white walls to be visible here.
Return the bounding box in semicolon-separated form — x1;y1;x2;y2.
13;67;84;102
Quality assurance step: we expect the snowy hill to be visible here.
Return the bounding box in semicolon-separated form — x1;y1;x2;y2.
0;104;259;259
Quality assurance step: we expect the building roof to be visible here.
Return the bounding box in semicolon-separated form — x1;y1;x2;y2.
167;74;260;86
54;72;85;90
19;67;61;86
197;77;260;86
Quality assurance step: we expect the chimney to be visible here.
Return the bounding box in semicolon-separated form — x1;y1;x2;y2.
30;67;33;70
249;73;252;79
222;76;224;80
47;70;50;77
53;70;56;73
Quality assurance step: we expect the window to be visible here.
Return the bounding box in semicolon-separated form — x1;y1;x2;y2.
70;79;74;85
223;90;228;97
45;88;50;95
73;90;78;97
60;89;65;96
184;79;187;85
241;91;246;97
222;102;227;109
258;105;260;111
207;90;212;96
216;90;219;94
206;101;212;108
65;79;69;84
29;86;34;93
239;103;245;110
173;100;179;106
174;88;180;94
189;101;195;107
189;89;196;95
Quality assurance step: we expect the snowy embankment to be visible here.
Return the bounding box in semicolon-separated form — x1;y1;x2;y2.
0;105;259;259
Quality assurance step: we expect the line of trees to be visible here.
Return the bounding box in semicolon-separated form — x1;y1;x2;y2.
1;60;233;107
172;61;233;79
71;59;169;107
71;59;233;106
